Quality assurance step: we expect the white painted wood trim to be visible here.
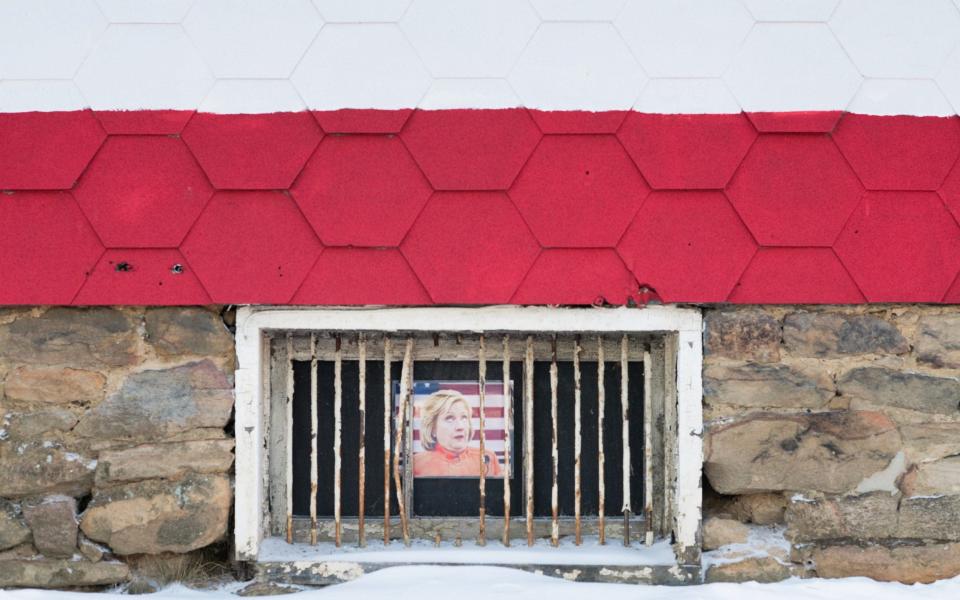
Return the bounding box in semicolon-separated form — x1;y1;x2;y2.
233;305;703;563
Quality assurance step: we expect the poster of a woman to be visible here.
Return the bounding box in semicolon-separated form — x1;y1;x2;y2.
398;381;512;479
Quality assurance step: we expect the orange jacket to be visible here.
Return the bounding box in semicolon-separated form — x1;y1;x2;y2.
413;447;503;478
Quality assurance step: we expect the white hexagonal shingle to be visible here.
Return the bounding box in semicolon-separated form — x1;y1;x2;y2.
184;0;322;78
419;79;521;109
198;79;307;114
0;81;88;112
615;0;753;78
292;24;430;109
312;0;411;22
634;79;741;114
741;0;838;22
937;46;960;114
401;0;540;78
848;79;954;117
830;0;960;78
0;0;106;79
530;0;627;21
75;24;214;110
724;23;861;112
96;0;196;23
509;22;646;111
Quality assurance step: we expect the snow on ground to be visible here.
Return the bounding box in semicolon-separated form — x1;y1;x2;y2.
3;566;960;600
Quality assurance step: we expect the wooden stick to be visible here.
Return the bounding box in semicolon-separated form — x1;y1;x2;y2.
383;336;392;545
393;337;414;546
502;335;512;547
573;336;582;546
597;336;606;545
524;335;535;547
643;345;654;547
334;335;343;547
309;333;318;546
358;333;367;547
478;334;487;546
621;334;631;547
285;333;295;544
550;336;559;547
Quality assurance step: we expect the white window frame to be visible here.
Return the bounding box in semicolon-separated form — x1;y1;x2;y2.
233;305;703;562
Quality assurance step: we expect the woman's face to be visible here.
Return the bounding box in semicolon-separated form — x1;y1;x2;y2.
435;401;471;454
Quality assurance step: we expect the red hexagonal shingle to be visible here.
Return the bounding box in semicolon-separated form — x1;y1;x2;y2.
73;249;211;305
512;249;638;306
292;248;431;305
93;110;195;135
618;113;756;189
401;109;542;190
834;192;960;302
0;192;103;304
746;111;842;133
945;272;960;303
726;135;863;246
833;114;960;190
728;248;865;303
938;159;960;225
402;192;540;303
313;109;413;134
509;135;649;247
0;111;105;190
291;136;432;247
182;112;322;189
181;191;323;303
528;110;628;134
73;136;214;248
617;191;757;302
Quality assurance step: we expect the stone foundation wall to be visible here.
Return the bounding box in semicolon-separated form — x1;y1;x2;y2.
0;307;235;588
703;306;960;584
2;304;959;587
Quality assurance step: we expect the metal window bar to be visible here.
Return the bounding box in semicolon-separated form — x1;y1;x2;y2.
274;331;668;548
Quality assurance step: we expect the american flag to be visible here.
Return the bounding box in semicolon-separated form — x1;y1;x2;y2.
394;380;514;473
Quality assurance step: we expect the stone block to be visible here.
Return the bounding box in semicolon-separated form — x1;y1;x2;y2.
785;492;898;542
705;557;791;583
915;315;960;369
897;495;960;540
0;444;96;498
838;367;960;415
900;457;960;497
703;517;749;550
22;495;77;558
704;362;833;409
900;422;960;463
704;309;781;362
0;409;79;441
812;542;960;583
0;559;129;588
80;473;230;555
0;308;139;368
74;360;233;440
145;307;234;360
783;312;908;358
96;439;235;484
705;411;900;494
3;366;105;406
0;499;30;551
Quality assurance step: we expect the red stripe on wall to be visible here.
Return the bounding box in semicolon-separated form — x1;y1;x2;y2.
2;109;959;306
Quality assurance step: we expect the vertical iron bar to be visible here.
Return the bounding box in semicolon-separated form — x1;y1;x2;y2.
309;334;318;545
358;333;367;547
573;336;582;546
643;345;654;547
524;335;534;547
334;335;343;547
502;335;512;547
621;334;631;547
393;337;414;546
383;336;392;545
285;333;294;544
550;336;559;547
597;336;606;545
478;334;487;546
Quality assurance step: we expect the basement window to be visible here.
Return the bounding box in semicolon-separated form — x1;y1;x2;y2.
233;306;703;580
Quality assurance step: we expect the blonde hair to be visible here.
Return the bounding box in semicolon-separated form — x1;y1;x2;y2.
419;390;472;451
